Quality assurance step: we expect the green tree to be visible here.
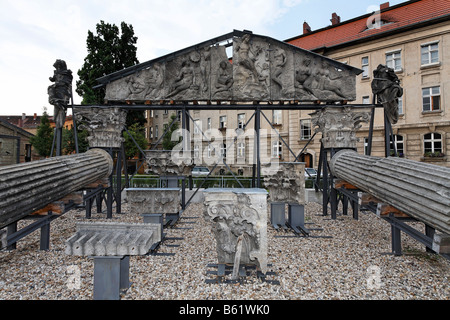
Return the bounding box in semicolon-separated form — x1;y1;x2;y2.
76;20;139;105
76;20;146;127
30;109;54;158
123;123;149;159
62;127;89;155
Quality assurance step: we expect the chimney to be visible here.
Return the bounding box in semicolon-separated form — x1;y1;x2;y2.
22;113;26;120
380;2;390;10
33;113;37;121
303;21;312;34
331;13;341;25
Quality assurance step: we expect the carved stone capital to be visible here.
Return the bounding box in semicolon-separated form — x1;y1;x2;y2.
310;107;371;149
144;150;194;176
263;162;305;204
203;189;268;274
75;107;127;148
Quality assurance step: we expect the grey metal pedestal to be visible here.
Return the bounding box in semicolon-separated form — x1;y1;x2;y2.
93;255;130;300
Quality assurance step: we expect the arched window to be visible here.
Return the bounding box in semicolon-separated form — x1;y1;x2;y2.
424;133;443;156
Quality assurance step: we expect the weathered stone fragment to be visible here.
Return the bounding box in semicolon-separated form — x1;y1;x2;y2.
310;107;371;149
263;162;305;205
126;188;180;214
203;188;268;274
0;149;113;229
330;150;450;235
65;222;161;256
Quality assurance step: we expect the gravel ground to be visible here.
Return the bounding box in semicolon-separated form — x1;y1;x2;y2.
0;200;449;301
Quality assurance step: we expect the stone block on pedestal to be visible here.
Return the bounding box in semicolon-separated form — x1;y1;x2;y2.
126;188;180;215
263;162;305;205
203;188;268;274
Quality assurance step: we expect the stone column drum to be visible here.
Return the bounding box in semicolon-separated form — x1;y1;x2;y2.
0;148;113;229
203;189;269;274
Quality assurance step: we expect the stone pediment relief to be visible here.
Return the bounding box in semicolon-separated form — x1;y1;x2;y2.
100;31;362;103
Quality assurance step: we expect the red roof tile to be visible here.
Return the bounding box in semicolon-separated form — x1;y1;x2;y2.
286;0;450;51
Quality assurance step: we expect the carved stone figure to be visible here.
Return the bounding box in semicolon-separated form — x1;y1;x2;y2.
76;107;127;148
263;162;305;204
203;189;268;274
310;107;371;149
233;34;270;100
372;64;404;124
48;59;73;129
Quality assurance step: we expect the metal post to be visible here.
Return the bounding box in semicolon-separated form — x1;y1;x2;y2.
322;149;329;216
390;214;402;256
93;255;130;300
270;203;286;229
116;149;122;214
71;90;79;154
255;107;261;188
40;214;51;251
7;222;17;250
56;127;62;157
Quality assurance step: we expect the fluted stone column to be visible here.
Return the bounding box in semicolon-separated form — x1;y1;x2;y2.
0;149;113;229
329;150;450;235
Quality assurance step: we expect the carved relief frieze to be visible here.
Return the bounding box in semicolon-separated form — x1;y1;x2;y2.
310;107;371;149
103;32;362;104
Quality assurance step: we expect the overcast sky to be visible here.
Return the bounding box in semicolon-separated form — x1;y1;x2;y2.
0;0;405;116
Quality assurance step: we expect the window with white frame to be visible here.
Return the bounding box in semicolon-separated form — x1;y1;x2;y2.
386;50;402;71
237;142;245;158
194;145;200;159
362;96;370;105
362;57;369;78
273;110;282;125
300;119;312;140
421;42;439;65
219;116;227;129
238;113;245;129
272;140;282;158
364;138;369;155
424;133;443;155
398;96;404;115
207;145;213;158
390;134;404;156
422;86;440;112
194;119;201;135
220;143;227;158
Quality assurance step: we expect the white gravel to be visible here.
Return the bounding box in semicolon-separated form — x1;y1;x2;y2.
0;200;449;300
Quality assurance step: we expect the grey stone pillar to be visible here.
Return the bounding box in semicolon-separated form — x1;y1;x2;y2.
0;149;113;229
329;150;450;235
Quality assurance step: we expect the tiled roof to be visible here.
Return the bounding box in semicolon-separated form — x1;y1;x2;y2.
286;0;450;51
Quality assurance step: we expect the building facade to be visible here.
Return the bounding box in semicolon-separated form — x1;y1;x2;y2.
148;0;450;172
